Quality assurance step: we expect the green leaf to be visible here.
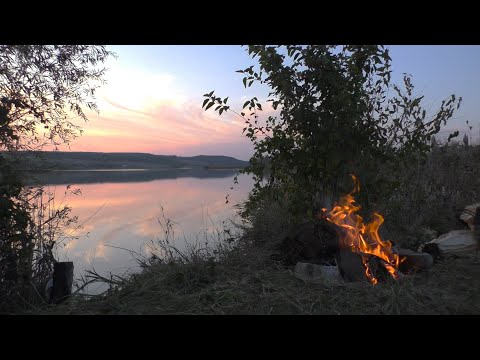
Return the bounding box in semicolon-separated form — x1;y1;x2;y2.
223;97;229;104
197;45;463;224
205;102;214;111
208;90;214;97
219;108;224;115
202;98;209;108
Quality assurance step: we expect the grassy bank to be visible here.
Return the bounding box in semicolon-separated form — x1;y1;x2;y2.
19;144;480;315
40;242;480;315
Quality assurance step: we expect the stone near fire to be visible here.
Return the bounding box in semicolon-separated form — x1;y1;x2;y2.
420;243;442;261
423;230;476;256
294;262;342;283
459;203;480;230
397;248;433;273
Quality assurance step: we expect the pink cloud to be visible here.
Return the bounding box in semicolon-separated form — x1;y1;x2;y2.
55;98;257;160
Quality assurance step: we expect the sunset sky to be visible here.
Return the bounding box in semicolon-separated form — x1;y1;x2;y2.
67;45;480;160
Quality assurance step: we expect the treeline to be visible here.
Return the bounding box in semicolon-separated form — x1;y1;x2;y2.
2;151;249;171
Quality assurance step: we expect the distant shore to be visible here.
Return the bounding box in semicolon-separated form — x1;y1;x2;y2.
3;151;249;172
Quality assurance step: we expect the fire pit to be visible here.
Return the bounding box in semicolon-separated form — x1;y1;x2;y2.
320;175;406;284
279;175;433;284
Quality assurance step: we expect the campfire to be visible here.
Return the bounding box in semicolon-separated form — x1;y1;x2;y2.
278;175;434;285
320;175;405;284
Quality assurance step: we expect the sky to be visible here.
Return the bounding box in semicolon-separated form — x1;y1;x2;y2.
64;45;480;161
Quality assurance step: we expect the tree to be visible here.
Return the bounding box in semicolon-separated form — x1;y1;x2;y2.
202;45;462;221
0;45;114;152
0;46;114;309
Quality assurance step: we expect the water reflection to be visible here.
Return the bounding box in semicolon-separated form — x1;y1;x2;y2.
28;168;241;185
40;171;253;294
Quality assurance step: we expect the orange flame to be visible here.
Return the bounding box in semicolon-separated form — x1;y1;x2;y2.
322;175;404;284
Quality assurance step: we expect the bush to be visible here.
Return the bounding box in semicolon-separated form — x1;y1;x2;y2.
376;143;480;248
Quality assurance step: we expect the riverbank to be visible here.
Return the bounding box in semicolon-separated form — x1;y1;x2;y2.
12;144;480;314
35;235;480;315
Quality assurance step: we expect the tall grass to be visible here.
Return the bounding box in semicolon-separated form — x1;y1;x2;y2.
0;183;84;313
377;144;480;249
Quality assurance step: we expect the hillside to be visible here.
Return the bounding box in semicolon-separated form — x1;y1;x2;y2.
2;151;249;171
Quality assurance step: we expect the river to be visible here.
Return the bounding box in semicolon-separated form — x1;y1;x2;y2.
35;169;253;294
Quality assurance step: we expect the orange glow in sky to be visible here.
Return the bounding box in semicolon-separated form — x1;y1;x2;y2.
55;54;258;160
49;45;480;159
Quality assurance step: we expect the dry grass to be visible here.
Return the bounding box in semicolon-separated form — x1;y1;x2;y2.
22;144;480;315
378;144;480;249
36;241;480;315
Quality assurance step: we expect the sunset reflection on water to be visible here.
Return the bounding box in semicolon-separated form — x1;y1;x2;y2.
42;172;253;294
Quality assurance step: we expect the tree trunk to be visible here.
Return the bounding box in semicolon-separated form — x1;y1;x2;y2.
50;262;74;304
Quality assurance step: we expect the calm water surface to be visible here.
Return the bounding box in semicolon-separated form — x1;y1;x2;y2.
39;170;253;294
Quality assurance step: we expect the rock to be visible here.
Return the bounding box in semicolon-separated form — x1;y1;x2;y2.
294;262;342;283
459;203;480;230
419;243;442;261
425;230;476;256
397;248;433;273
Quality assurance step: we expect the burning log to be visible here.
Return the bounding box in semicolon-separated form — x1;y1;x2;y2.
319;175;407;284
280;175;436;284
335;249;407;283
378;259;405;280
335;249;370;282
